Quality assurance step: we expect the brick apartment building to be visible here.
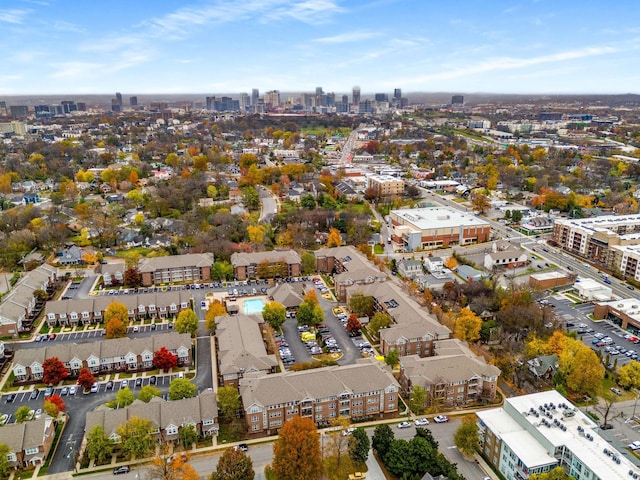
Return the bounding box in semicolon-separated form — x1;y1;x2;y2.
230;250;301;280
138;253;214;286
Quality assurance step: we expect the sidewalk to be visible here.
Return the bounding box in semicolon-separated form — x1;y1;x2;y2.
365;449;386;480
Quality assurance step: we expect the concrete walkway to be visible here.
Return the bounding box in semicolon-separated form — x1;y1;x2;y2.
365;449;386;480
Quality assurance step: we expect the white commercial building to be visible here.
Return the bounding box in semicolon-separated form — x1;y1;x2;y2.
574;278;612;301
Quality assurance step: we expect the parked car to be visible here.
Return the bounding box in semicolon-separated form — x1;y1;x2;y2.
611;387;623;395
44;386;53;397
69;386;77;395
135;378;143;387
414;418;430;426
234;443;249;452
106;381;114;390
113;465;131;475
149;376;157;385
29;389;40;400
397;421;411;429
60;387;69;396
90;383;99;393
5;393;16;403
434;415;449;423
121;380;128;388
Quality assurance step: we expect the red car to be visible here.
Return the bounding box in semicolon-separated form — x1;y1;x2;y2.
49;333;56;340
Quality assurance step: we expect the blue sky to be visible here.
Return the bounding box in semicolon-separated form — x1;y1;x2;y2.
1;0;639;95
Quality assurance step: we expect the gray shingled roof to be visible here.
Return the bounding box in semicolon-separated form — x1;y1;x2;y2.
138;253;213;273
216;315;277;375
230;250;301;267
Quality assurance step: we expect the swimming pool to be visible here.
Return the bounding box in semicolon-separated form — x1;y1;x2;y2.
244;298;265;315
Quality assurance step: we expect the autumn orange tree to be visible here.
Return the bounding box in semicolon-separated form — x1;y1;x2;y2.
272;416;323;480
42;357;69;385
104;302;129;338
44;394;66;417
77;367;95;391
149;451;199;480
327;227;342;247
206;300;227;330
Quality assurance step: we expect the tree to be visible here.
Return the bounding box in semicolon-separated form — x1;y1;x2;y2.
444;256;458;270
530;467;575;480
558;338;604;396
148;451;199;480
175;308;199;336
409;385;427;415
511;209;523;223
180;424;198;450
104;301;129;327
262;301;286;330
44;394;66;417
0;443;11;480
272;416;322;480
349;427;370;464
368;312;392;337
15;406;32;423
115;387;135;408
617;360;640;389
385;349;399;368
169;378;197;400
301;252;317;275
123;267;141;287
327;227;342;247
454;307;482;343
105;316;127;339
138;385;161;403
211;447;255;480
372;424;394;458
383;439;413;478
247;225;266;245
300;194;317;210
217;386;241;421
454;416;479;457
85;425;113;465
153;346;178;372
297;300;323;327
206;300;227;330
349;293;374;317
345;314;362;334
117;416;153;460
77;367;95;391
42;356;69;385
471;193;491;214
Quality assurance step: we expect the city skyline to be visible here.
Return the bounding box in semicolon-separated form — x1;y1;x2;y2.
1;0;639;95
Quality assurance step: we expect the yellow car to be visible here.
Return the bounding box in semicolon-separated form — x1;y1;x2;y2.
348;473;366;480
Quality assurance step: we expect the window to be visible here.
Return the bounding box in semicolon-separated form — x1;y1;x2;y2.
25;447;39;455
252;424;260;431
251;416;259;422
166;425;178;435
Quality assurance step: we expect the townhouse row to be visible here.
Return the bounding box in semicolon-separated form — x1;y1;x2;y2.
12;332;192;382
0;416;55;470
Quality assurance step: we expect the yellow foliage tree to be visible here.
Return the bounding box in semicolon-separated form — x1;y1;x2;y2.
247;224;266;245
82;252;98;265
444;256;457;270
558;337;604;397
327;227;342;247
454;307;482;343
205;300;227;330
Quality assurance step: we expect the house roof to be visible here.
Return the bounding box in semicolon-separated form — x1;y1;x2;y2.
216;315;277;375
315;246;385;284
268;283;304;308
0;416;53;454
138;253;213;273
230;250;301;267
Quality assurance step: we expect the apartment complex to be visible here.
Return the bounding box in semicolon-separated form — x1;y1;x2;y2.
216;315;278;387
366;174;404;197
0;416;55;470
85;392;219;446
315;245;386;300
552;214;640;274
477;390;640;480
389;206;491;251
45;291;193;326
240;359;399;436
230;250;301;280
138;253;214;286
399;339;500;408
12;332;191;382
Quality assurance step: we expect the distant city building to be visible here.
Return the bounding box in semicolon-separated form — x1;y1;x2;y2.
9;105;28;117
61;100;77;113
129;96;138;106
352;86;361;105
367;174;404;197
110;99;121;112
251;88;259;106
34;105;53;119
394;88;402;100
239;93;250;110
359;100;374;114
374;93;389;102
263;90;280;109
0;101;6;115
451;95;464;105
206;96;239;111
76;102;86;112
115;92;123;106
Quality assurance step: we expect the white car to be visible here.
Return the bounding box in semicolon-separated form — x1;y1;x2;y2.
414;418;429;426
434;415;449;423
397;421;411;429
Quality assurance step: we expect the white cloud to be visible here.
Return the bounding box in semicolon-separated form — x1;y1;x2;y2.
0;9;31;24
314;30;380;44
49;62;103;79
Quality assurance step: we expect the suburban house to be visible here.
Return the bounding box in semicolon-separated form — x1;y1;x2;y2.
0;264;57;337
215;315;278;387
12;332;191;382
138;253;214;286
483;240;528;270
85;392;219;446
315;246;386;300
240;359;400;436
396;259;423;279
45;291;193;326
424;256;444;273
56;245;84;266
527;355;558;379
346;281;451;356
230;250;302;280
399;338;501;408
0;416;56;470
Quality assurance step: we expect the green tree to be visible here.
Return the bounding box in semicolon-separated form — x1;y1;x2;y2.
349;427;370;464
168;378;197;400
297;300;323;326
273;416;322;480
349;293;374;317
211;447;255;480
410;385;427;415
242;186;260;210
0;443;10;480
15;406;32;423
85;425;114;465
300;195;316;210
511;209;523;223
368;312;392;337
217;386;241;421
262;301;286;330
372;424;394;458
385;349;399;368
175;308;199;336
138;385;162;403
113;387;135;408
179;424;198;450
454;416;479;457
301;252;317;275
530;467;575;480
212;260;234;280
117;416;154;460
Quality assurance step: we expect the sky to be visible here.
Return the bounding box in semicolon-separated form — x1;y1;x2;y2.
2;0;640;95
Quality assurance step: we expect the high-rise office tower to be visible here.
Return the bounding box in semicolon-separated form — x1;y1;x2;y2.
129;96;138;106
451;95;464;105
374;93;388;102
115;92;123;106
251;89;259;106
352;86;361;105
394;88;402;100
240;93;250;110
